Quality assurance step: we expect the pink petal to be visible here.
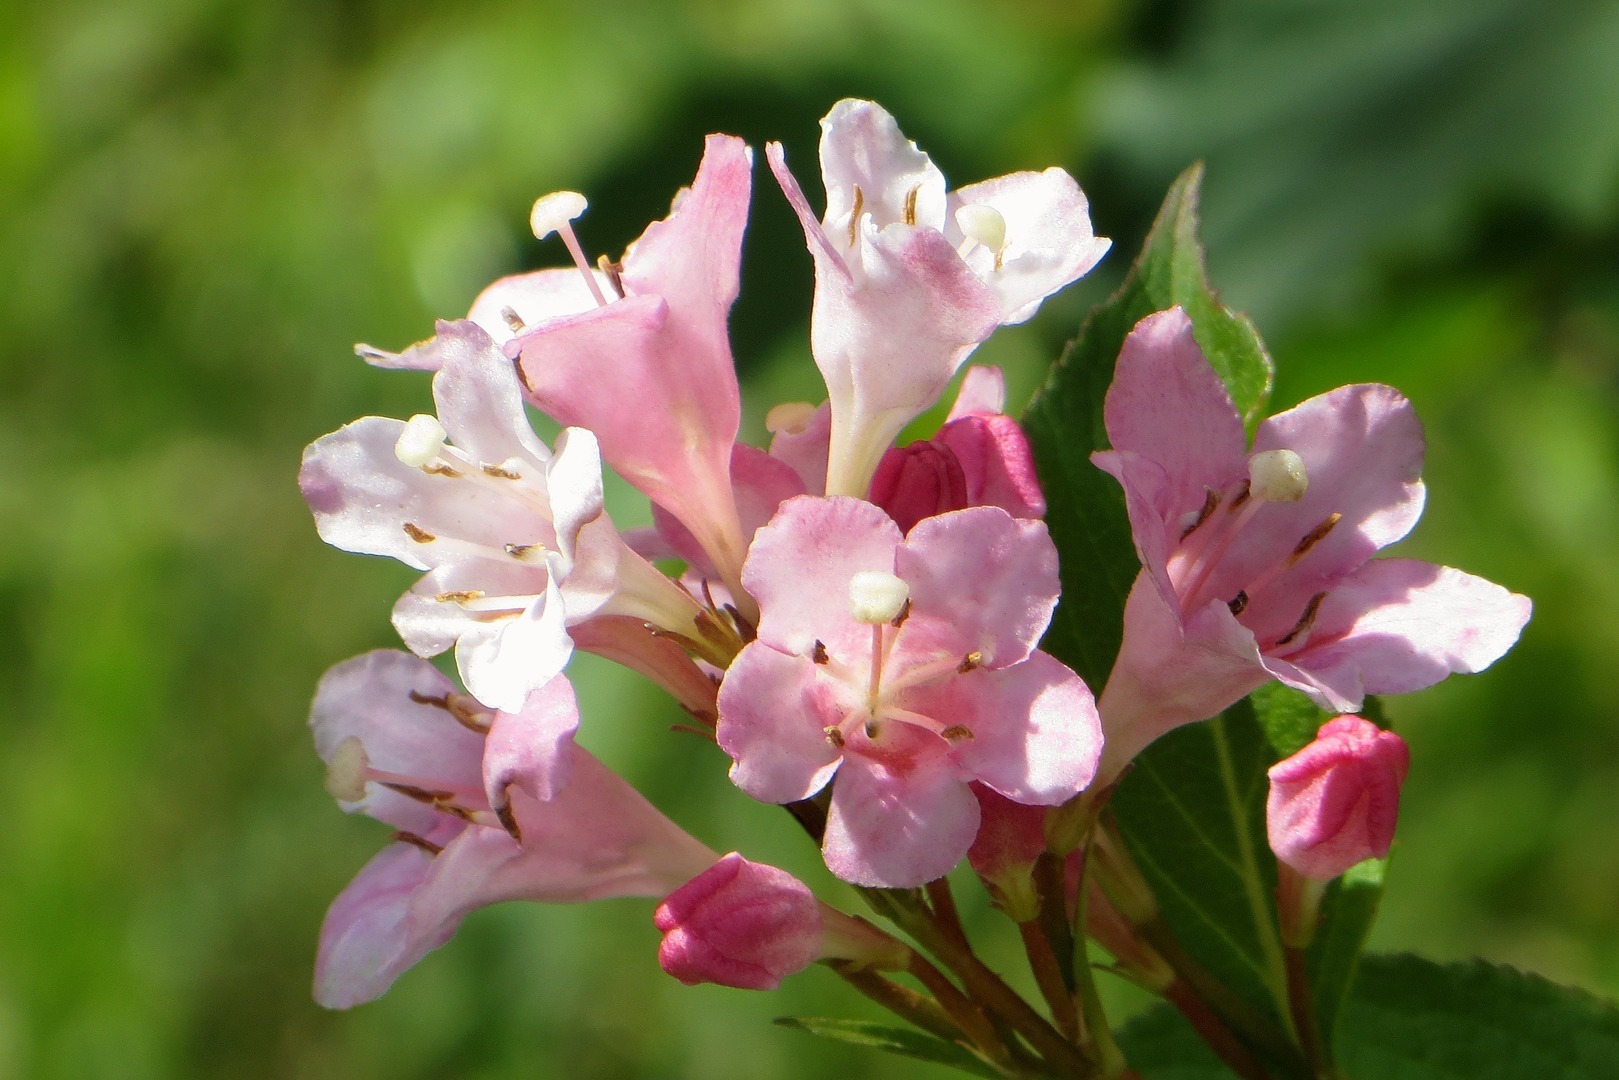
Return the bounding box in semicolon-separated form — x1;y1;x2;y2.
935;411;1046;520
742;495;903;661
822;748;979;888
946;365;1007;420
450;574;572;714
430;320;554;468
717;643;845;804
933;651;1101;804
482;674;580;807
1278;558;1532;709
946;169;1110;324
767;397;833;496
816;99;948;234
466;267;606;347
895;507;1059;670
652;443;806;578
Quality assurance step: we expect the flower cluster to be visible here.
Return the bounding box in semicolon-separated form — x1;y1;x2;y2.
299;96;1529;1066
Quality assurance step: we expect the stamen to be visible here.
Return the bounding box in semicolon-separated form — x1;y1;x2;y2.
389;831;444;856
481;461;522;480
1291;513;1342;563
765;401;818;436
891;598;912;628
849;571;911;625
1275;591;1327;647
529;190;609;308
1248;449;1308;503
596;255;625;299
503;542;545;561
501;307;526;333
954;204;1007;270
956;651;983;674
903;185;920;227
811;640;830;665
1228;591;1249;616
1180;487;1221;540
494;795;522;842
824;726;846;748
403;522;436;543
324;737;371;802
422;462;462;478
941;724;974;742
408;689;492;734
395;414;448;468
435;590;485;604
848;185;865;246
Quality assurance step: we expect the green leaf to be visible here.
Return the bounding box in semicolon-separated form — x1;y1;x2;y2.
773;1017;1002;1078
1117;954;1619;1079
1023;162;1273;690
1108;687;1384;1061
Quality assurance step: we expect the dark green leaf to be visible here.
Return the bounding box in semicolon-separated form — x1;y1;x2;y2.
1109;687;1385;1059
1023;163;1273;690
773;1017;1002;1078
1118;954;1619;1079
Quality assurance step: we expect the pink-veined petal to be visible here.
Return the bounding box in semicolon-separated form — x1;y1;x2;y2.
822;749;979;888
717;644;846;804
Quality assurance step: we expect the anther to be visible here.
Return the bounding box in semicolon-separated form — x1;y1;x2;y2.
903;185;920;227
324;737;371;802
849;571;910;625
529;190;609;308
494;795;522;843
824;726;846;748
1276;591;1327;647
848;186;865;246
891;598;912;628
956;651;983;674
1248;449;1309;503
811;640;830;665
389;831;444;856
395;414;448;468
422;463;462;478
596;255;625;299
1291;513;1342;563
403;522;436;543
503;542;544;561
435;590;484;604
501;307;526;333
941;724;974;742
481;462;522;480
765;401;818;436
1228;591;1249;616
1180;488;1221;540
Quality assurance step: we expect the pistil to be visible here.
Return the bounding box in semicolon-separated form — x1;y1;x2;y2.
530;190;610;308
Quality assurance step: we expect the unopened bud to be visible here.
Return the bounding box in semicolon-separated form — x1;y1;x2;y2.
1267;715;1409;882
654;853;823;990
529;190;589;240
849;571;910;625
1248;449;1308;503
324;736;371;802
394;414;448;468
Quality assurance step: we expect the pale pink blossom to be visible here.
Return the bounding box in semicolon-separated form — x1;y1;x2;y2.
716;496;1101;888
1092;308;1531;782
299;320;704;713
768;99;1108;498
310;651;716;1008
495;136;755;596
1267;716;1410;881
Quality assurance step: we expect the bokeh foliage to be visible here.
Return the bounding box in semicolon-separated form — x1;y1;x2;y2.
2;0;1616;1077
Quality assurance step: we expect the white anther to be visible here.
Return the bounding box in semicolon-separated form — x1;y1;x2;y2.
955;204;1008;256
395;414;448;468
529;191;589;240
849;571;911;625
324;737;371;802
765;401;818;436
1249;449;1309;503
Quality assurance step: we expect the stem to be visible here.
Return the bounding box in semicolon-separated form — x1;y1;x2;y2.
1019;919;1080;1041
1033;853;1076;990
1068;860;1127;1079
1163;981;1272;1080
927;877;972;953
907;952;1021;1074
830;961;962;1045
1284;945;1334;1079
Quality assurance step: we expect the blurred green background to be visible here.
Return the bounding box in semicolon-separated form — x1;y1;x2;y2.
4;0;1618;1076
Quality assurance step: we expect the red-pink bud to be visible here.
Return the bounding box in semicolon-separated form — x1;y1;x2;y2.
1266;716;1410;881
653;852;822;990
934;413;1046;520
870;441;969;534
967;784;1048;879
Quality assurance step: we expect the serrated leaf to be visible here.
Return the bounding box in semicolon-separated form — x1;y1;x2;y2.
1117;954;1619;1080
773;1016;1002;1078
1024;163;1274;690
1108;686;1384;1063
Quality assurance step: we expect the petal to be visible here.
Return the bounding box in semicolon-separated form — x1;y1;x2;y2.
466;267;607;347
934;651;1101;804
1102;308;1248;502
309;651;485;831
946;365;1007;420
483;674;580;807
817;99;948;235
428;320;554;469
767;396;833;497
935;412;1046;519
896;507;1059;670
651;442;806;578
743;496;903;660
391;559;551;660
717;644;846;804
1279;558;1532;708
946;168;1110;324
822;750;978;888
452;574;572;714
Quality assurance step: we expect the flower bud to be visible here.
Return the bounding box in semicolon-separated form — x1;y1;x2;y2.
870;441;969;534
654;853;823;990
966;785;1047;920
1266;716;1410;881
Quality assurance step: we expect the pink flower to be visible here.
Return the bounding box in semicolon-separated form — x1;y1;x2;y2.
491;136;756;596
299;320;704;713
1267;716;1410;881
716;496;1101;888
654;853;824;990
1091;307;1531;782
310;651;716;1008
769;99;1109;498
